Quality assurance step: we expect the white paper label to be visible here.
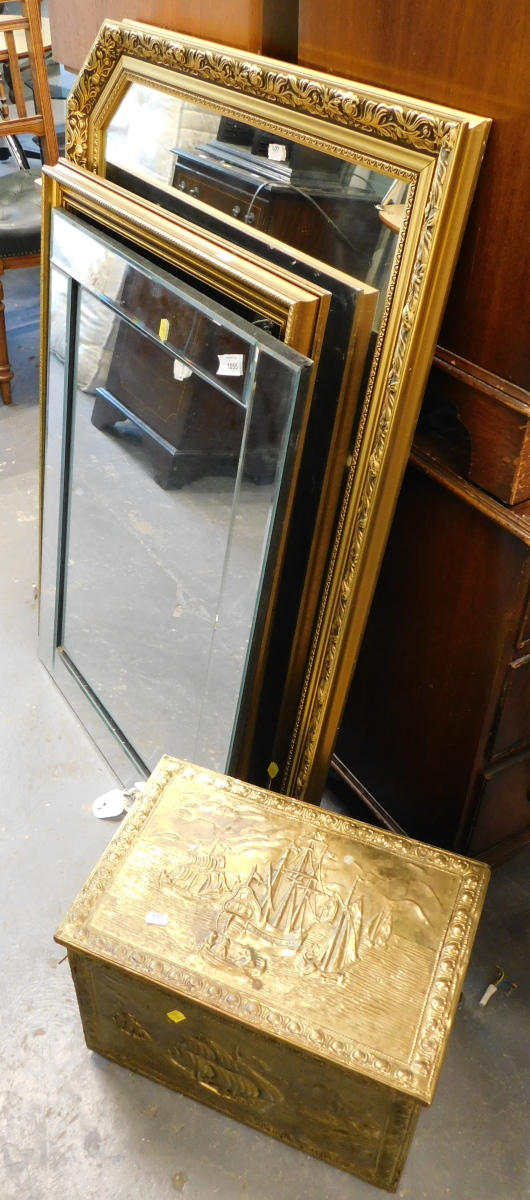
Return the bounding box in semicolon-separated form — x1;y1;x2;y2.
93;789;126;819
268;143;287;162
145;911;169;926
173;359;193;381
217;354;244;377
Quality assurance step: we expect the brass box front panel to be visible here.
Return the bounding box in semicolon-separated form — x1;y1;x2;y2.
71;952;420;1192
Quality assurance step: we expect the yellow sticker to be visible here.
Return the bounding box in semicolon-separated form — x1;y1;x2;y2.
267;761;279;780
159;318;170;342
167;1010;186;1024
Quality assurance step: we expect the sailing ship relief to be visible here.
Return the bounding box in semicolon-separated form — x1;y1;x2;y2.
160;841;229;897
169;1034;283;1109
159;830;393;986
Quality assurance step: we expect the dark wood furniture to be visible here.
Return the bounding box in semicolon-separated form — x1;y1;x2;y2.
171;148;383;281
428;347;530;506
332;436;530;866
299;0;530;861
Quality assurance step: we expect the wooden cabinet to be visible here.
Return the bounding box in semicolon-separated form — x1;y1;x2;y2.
470;753;530;858
171;152;383;280
93;265;291;489
332;439;530;866
491;656;530;759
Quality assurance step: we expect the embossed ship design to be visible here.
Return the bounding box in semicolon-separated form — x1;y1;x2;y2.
181;831;394;985
169;1034;282;1109
159;840;230;898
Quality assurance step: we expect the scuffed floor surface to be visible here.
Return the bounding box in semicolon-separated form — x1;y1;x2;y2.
1;267;529;1200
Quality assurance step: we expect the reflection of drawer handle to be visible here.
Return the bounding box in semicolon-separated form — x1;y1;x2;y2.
244;212;255;225
178;181;186;191
189;187;199;198
232;205;241;217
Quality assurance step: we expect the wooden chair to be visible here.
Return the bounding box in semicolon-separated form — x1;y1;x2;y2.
0;0;58;405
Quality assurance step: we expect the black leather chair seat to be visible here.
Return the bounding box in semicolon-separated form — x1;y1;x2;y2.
0;169;41;258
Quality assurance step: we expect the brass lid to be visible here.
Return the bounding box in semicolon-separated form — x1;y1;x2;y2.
56;757;489;1104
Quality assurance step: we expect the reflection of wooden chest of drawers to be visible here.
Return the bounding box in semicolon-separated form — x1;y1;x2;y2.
332;437;530;866
95;268;284;489
171;150;382;279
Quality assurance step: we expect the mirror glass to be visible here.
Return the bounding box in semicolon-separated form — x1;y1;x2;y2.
47;210;311;773
106;83;408;331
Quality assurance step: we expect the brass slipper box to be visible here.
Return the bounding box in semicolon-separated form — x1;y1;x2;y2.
55;757;489;1191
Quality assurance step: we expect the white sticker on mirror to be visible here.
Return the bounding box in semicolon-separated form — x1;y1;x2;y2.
217;354;244;377
268;144;287;161
173;359;193;381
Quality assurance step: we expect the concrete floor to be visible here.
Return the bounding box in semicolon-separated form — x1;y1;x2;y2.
1;267;530;1200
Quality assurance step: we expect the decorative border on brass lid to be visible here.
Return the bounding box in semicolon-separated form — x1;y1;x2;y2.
55;758;489;1105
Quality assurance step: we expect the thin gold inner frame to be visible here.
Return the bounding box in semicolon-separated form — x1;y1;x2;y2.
63;20;490;800
47;163;332;352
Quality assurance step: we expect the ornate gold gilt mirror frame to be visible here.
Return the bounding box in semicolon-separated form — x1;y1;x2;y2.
61;20;489;801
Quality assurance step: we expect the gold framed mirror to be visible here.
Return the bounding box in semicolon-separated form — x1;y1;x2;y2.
39;160;375;783
51;20;489;799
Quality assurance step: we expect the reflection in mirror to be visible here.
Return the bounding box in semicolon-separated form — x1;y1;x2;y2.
105;83;408;331
46;211;311;774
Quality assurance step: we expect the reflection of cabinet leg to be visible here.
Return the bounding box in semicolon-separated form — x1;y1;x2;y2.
91;388;205;489
142;436;207;490
91;393;125;431
91;388;245;489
